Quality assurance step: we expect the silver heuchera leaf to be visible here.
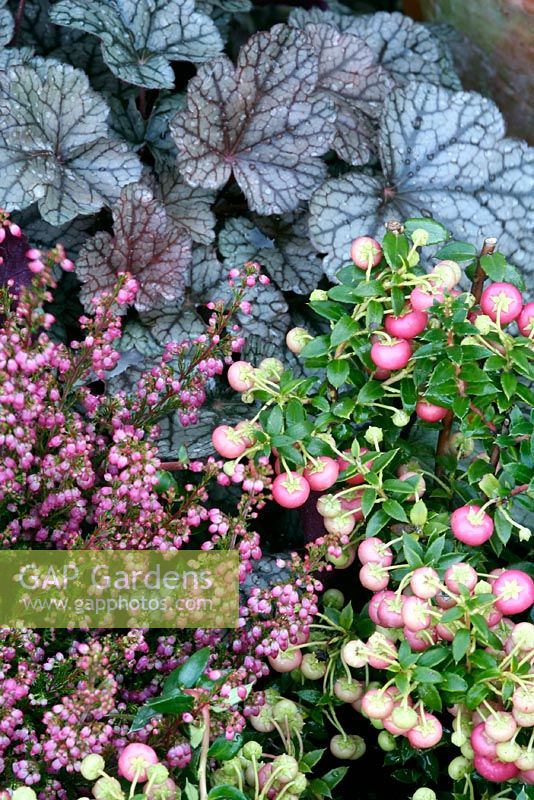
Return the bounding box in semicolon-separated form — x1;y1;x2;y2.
52;34;122;94
219;214;323;294
0;0;14;46
189;244;225;300
171;24;336;215
289;9;460;91
120;320;160;357
50;0;223;89
156;166;216;245
309;82;534;274
0;61;142;224
76;183;192;312
0;47;34;72
139;307;206;349
299;22;389;166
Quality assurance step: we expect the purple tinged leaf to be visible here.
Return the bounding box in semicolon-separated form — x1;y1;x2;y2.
171;24;336;215
139;307;207;350
219;214;323;294
156;166;216;245
298;22;390;166
157;398;245;460
0;61;142;224
0;226;31;290
50;0;223;89
188;245;225;300
145;94;186;167
76;183;192;312
309;82;533;274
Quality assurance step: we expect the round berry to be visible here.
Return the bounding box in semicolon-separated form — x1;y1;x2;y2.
385;307;428;339
227;360;255;392
450;505;494;546
272;472;311;509
370;338;411;371
416;400;448;423
350;236;382;270
304;456;339;491
492;570;534;615
480;282;523;325
518;301;534;337
118;743;159;783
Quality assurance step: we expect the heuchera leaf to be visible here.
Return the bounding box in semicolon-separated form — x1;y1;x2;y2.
218;214;323;294
171;24;335;215
0;47;34;73
0;0;14;47
0;226;31;290
296;22;389;166
309;82;534;274
157;396;245;459
76;183;191;312
156;166;216;245
0;61;142;224
289;9;461;91
50;0;223;89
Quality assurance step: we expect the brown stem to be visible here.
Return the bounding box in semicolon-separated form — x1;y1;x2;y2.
138;88;148;119
490;418;509;471
10;0;26;45
435;410;454;476
509;483;529;497
471;237;498;304
160;461;183;472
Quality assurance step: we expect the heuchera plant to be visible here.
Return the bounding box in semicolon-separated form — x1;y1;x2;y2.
0;0;531;422
211;218;534;797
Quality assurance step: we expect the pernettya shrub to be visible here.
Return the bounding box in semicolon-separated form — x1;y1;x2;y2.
210;218;534;796
0;0;532;454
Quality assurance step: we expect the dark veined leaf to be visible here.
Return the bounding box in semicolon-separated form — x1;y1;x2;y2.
145;93;186;167
290;9;460;90
156;166;216;245
156;396;245;460
0;46;34;73
50;0;222;88
309;82;533;274
0;61;141;224
0;224;31;290
0;0;14;46
292;21;389;166
171;25;335;215
218;215;323;294
76;183;191;312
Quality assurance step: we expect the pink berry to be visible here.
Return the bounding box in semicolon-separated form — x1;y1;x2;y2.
397;469;426;501
484;712;517;743
480;282;523;325
410;285;445;311
416;400;448;423
474;755;519;782
404;626;435;651
304;457;339;491
368;590;390;624
227;361;254;392
359;563;389;592
444;563;478;594
401;596;432;632
357;537;393;566
377;592;404;628
268;648;302;673
361;688;394;720
350;236;382;270
211;425;248;459
118;743;159;783
471;724;497;758
370;338;411;371
410;567;439;599
286;327;310;354
492;570;534;615
272;472;310;509
384;307;428;339
518;301;534;336
407;713;443;748
450;505;494;546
